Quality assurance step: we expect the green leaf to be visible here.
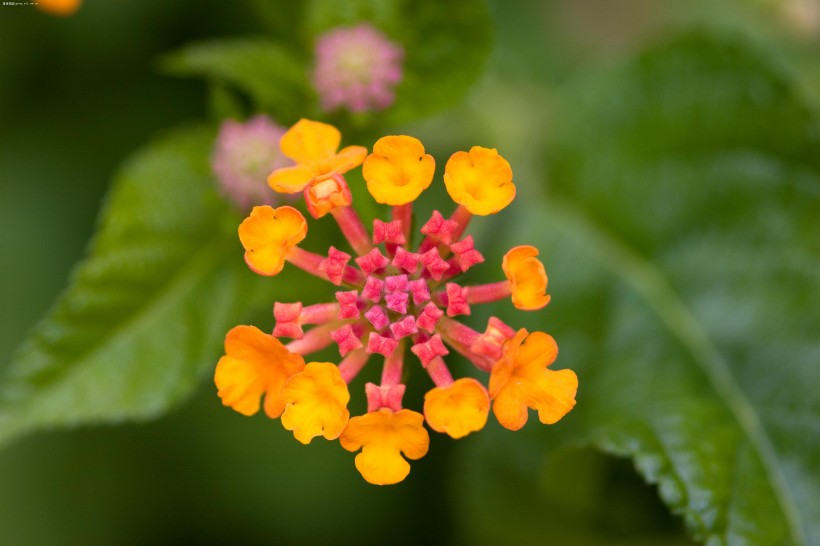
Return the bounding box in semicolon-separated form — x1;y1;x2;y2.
454;30;819;545
304;0;493;124
0;126;269;447
161;39;311;122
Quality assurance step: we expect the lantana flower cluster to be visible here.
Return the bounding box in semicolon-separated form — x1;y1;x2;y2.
215;119;578;485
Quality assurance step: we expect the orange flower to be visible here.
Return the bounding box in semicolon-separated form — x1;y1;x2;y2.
339;408;429;485
304;173;353;219
489;329;577;431
268;119;367;193
215;325;305;418
423;378;490;439
238;205;307;276
281;362;351;444
37;0;81;16
443;146;515;215
362;135;436;205
503;245;551;310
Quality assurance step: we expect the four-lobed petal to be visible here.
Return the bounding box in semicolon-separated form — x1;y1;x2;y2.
503;245;551;310
443;146;515;215
281;362;351;444
238;205;307;276
489;329;577;431
268;119;367;193
362;135;435;205
339;408;429;485
215;325;305;418
423;378;490;439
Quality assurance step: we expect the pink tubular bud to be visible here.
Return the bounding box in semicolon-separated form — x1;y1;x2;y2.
365;382;406;412
355;248;390;274
362;276;384;302
390;316;418;339
410;334;449;367
408;279;430;304
450;235;485;272
471;316;516;360
421;247;450;281
331;324;363;357
445;283;470;317
385;274;409;293
364;305;390;331
273;302;304;338
421;210;458;245
372;219;406;245
319;246;352;285
391;247;419;273
385;291;409;314
366;333;398;357
416;303;444;333
335;290;361;319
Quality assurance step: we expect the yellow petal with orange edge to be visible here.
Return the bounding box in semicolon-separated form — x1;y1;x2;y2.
489;329;574;430
238;205;307;276
215;325;305;418
363;135;435;205
268;164;317;193
280;119;341;164
423;378;490;439
340;408;429;485
443;146;515;215
281;362;350;444
503;245;551;310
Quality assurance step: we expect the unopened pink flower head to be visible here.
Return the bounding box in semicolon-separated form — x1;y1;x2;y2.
212;116;293;210
313;23;404;113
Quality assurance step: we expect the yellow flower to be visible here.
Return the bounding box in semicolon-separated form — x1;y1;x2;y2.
423;378;490;439
489;330;577;431
238;205;307;276
340;408;429;485
443;146;515;215
503;245;551;310
268;119;367;193
281;362;351;444
215;325;305;418
37;0;81;16
362;135;436;205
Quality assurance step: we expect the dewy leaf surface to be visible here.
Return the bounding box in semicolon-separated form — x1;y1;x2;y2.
454;30;819;545
0;126;266;447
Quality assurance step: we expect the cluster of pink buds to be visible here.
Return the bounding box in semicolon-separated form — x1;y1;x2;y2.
215;119;578;485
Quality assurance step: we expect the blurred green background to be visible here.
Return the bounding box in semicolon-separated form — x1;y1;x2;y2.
1;0;818;544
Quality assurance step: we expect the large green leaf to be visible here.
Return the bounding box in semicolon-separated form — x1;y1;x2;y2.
0;126;272;447
161;39;312;123
453;30;819;545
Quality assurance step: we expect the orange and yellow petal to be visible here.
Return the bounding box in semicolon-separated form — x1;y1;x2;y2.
503;245;551;310
362;135;435;205
340;408;429;485
268;164;318;194
215;325;305;418
280;119;342;164
304;174;353;219
238;205;307;276
321;145;368;176
281;362;351;444
423;378;490;439
489;330;575;431
443;146;515;215
37;0;81;15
